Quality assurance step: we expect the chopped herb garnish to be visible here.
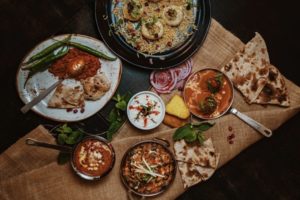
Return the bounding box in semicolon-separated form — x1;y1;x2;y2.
199;96;217;114
207;73;223;94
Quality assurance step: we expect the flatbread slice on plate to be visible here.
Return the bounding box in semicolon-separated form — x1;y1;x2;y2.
48;83;85;108
254;65;290;107
222;32;270;103
174;138;220;188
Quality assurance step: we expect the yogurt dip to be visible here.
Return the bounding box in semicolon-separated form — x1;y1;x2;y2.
127;91;165;130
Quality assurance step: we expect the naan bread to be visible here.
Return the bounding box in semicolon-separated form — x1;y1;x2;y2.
254;65;290;106
174;138;220;188
48;83;85;108
81;72;111;101
221;32;270;103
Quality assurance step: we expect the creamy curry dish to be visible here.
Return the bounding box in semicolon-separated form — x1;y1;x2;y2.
184;69;233;119
121;142;176;195
73;138;114;177
112;0;196;54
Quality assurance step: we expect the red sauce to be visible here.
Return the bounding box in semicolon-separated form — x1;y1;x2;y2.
49;48;100;80
150;111;160;115
184;69;233;119
73;139;113;177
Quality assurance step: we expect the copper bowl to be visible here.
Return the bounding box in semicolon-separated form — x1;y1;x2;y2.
120;138;177;197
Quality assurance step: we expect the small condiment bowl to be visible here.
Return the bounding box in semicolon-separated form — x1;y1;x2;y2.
26;135;115;181
127;91;165;130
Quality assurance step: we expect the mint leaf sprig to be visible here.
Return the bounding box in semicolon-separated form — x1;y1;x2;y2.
53;123;84;165
107;92;132;141
173;122;214;144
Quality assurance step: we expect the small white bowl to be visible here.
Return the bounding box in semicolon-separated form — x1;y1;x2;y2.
127;91;165;130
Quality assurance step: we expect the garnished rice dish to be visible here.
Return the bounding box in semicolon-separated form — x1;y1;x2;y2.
112;0;196;54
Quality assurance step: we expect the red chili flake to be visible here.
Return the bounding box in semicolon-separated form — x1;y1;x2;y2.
73;109;78;114
144;118;148;127
66;108;72;112
228;126;233;132
129;105;134;110
229;140;234;144
167;41;172;47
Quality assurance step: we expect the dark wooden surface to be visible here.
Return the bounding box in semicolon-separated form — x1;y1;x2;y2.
0;0;299;199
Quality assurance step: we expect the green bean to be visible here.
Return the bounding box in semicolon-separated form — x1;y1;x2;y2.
24;46;69;87
69;41;117;61
56;40;117;61
24;35;71;65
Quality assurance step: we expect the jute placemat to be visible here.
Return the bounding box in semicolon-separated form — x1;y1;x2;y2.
1;19;300;200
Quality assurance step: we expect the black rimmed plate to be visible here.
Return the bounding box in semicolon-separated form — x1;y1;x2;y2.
95;0;211;69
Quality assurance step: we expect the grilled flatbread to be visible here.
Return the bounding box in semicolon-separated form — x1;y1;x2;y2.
81;72;110;101
254;65;290;106
222;32;270;103
174;138;220;188
48;83;84;108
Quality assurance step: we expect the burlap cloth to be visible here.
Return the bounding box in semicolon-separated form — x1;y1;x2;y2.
1;19;300;200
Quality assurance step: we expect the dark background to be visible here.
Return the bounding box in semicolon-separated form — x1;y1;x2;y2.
0;0;299;199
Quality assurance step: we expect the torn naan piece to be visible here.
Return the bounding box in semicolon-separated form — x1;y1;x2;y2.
174;138;220;188
222;32;270;103
81;72;110;101
48;83;84;108
254;65;290;106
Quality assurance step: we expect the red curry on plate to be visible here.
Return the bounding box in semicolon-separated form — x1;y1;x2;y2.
184;68;233;119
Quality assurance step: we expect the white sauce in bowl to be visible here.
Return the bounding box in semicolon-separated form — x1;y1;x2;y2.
127;91;165;130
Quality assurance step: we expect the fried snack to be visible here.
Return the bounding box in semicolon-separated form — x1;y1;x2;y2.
166;95;190;119
163;114;188;128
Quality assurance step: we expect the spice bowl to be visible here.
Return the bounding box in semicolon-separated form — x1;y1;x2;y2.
127;91;165;130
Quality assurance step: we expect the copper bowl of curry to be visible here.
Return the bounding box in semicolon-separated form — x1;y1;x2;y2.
120;139;177;197
183;68;234;119
71;136;115;180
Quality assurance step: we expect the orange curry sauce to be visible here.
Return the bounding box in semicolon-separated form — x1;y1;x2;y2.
184;69;233;119
73;138;113;177
49;48;100;80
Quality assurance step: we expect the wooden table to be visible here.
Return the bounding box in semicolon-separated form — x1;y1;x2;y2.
0;0;299;199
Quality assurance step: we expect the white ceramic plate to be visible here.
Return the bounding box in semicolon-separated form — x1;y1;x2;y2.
16;34;122;122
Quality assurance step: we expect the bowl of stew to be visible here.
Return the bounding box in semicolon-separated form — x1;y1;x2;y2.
71;136;115;180
183;68;234;119
120;139;177;197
